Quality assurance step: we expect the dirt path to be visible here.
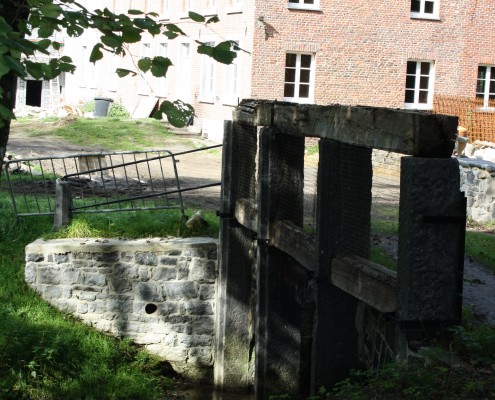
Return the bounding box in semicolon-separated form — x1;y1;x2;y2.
7;125;223;211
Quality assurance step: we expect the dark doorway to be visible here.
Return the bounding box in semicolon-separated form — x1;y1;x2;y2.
26;80;43;107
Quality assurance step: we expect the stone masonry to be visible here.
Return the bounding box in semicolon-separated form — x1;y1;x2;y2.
459;158;495;223
25;237;218;382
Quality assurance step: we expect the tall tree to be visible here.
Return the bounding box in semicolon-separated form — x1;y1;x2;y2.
0;0;238;171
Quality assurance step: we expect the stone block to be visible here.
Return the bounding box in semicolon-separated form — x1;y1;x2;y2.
26;253;43;262
135;252;158;266
113;263;138;279
138;266;150;281
47;253;69;264
93;252;119;262
199;284;215;300
179;334;212;348
192;316;215;335
152;266;177;281
162;281;198;300
159;257;178;266
177;260;190;280
185;300;213;316
25;263;37;284
43;285;62;299
188;347;213;365
83;273;106;287
60;267;81;285
135;282;163;302
108;278;133;293
38;267;61;285
190;259;216;282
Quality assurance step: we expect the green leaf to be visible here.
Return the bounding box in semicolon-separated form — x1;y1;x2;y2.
150;56;172;77
165;24;184;34
128;9;144;15
90;44;104;63
38;21;55;38
37;39;52;51
116;68;137;77
188;12;205;23
51;41;62;50
137;57;151;73
0;17;12;36
197;43;214;57
121;27;142;43
1;55;26;77
163;31;178;40
206;15;220;24
155;100;194;128
40;3;62;18
100;34;123;49
0;60;9;78
212;41;237;64
24;61;44;79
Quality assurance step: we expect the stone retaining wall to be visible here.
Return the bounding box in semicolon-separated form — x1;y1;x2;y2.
25;237;218;382
459;158;495;223
373;150;495;223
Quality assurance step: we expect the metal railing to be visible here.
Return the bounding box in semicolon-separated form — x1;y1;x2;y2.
4;145;222;218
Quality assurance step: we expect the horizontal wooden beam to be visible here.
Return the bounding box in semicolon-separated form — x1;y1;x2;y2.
270;220;316;272
331;256;397;313
234;100;457;157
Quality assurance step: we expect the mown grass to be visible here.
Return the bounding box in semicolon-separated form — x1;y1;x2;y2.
12;117;173;151
0;186;219;399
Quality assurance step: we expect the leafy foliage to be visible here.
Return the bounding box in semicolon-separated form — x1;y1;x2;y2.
0;1;240;128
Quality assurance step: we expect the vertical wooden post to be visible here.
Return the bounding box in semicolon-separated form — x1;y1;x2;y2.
53;179;72;230
397;157;465;328
311;140;372;391
255;128;306;399
214;121;256;392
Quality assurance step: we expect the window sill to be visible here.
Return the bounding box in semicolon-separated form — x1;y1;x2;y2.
404;103;432;111
475;107;495;113
158;14;170;21
283;97;314;104
198;97;215;104
410;13;441;21
179;12;190;19
222;98;239;107
288;4;321;11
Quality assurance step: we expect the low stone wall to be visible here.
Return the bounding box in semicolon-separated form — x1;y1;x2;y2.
25;237;218;382
459;158;495;223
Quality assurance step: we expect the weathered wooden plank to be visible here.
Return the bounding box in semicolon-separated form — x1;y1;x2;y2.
270;220;316;272
331;256;397;313
234;198;257;232
235;100;457;157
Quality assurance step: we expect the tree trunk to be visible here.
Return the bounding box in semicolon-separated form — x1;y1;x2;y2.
0;1;29;173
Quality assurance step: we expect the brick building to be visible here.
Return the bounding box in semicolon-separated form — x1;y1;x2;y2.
18;1;495;142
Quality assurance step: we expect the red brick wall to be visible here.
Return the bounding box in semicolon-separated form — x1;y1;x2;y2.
252;0;495;109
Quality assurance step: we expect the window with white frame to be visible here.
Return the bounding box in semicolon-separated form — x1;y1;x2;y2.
410;0;439;19
155;43;168;97
177;41;192;102
283;53;314;103
180;0;191;17
404;60;435;109
288;0;320;11
157;0;169;19
200;42;216;102
476;65;495;108
223;41;239;105
204;0;217;15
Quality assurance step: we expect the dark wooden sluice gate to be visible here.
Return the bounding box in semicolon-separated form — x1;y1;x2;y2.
213;100;466;399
